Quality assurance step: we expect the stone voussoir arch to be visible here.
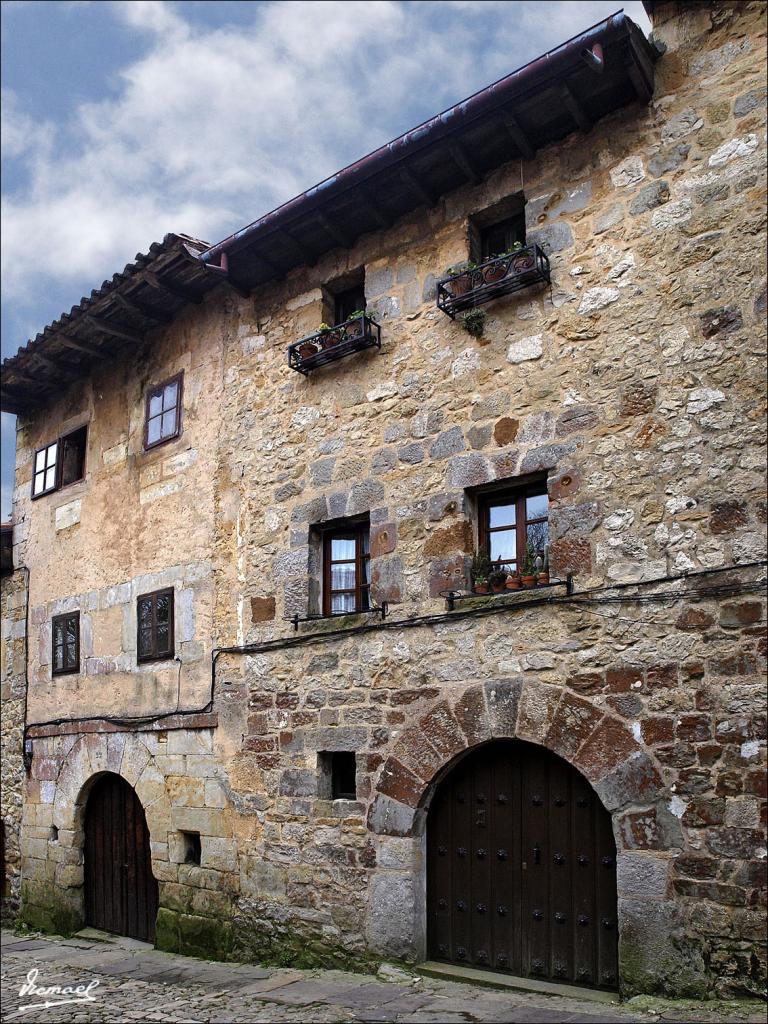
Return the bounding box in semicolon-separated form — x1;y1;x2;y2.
53;731;172;842
368;678;670;842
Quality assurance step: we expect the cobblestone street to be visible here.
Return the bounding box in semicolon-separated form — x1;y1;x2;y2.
1;931;764;1024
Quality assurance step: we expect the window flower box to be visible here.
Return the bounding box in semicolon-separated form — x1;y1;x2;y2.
288;314;381;375
436;244;550;319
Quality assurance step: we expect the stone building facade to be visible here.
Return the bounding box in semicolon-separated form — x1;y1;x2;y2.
1;523;26;919
1;0;765;1001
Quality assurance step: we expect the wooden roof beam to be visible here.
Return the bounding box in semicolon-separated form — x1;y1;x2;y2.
83;316;143;344
315;211;352;250
29;352;80;379
57;334;106;359
277;227;316;266
399;165;434;207
111;291;173;324
559;82;591;133
448;141;481;186
500;112;534;161
358;185;392;230
143;270;203;304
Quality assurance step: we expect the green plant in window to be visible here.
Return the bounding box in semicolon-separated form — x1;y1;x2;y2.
470;551;491;585
522;540;536;578
460;308;487;338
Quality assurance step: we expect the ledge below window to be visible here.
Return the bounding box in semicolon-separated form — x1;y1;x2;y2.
285;603;389;631
440;576;573;610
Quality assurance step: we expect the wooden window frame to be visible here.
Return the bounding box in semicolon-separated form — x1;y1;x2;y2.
479;213;526;261
136;588;175;663
477;480;549;573
51;611;80;677
322;524;370;616
143;372;184;452
32;424;88;500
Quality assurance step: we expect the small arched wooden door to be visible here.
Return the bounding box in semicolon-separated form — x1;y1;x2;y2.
84;774;159;942
427;740;618;990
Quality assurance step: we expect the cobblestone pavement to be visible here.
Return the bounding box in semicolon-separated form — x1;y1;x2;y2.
1;931;764;1024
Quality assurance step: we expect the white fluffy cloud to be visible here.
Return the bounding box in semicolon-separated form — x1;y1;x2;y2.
1;1;650;305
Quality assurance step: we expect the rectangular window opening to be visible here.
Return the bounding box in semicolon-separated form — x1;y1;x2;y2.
52;611;80;676
476;477;549;575
468;194;527;264
32;423;89;499
321;519;370;616
137;588;175;663
318;751;357;801
322;268;366;327
180;831;201;865
144;372;183;451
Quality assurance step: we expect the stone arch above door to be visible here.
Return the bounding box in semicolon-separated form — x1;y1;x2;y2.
367;680;670;844
53;732;170;840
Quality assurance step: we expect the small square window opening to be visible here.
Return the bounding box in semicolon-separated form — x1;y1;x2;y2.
318;751;357;800
180;831;201;865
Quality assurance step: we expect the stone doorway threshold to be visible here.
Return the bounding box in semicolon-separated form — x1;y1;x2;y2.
75;927;153;951
417;961;619;1004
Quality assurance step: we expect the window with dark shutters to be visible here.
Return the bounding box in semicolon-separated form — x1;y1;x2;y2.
136;588;175;662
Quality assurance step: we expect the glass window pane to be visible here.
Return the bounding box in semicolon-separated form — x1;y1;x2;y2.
147;416;161;444
33;472;46;496
35;449;46;472
45;468;56;490
46;443;58;467
526;493;548;520
526;520;549;555
331;565;356;590
156;624;170;653
360;558;369;585
65;642;77;668
66;618;77;643
163;382;178;411
138;599;152;628
138;627;154;658
490;528;517;563
331;592;356;614
149;393;163;417
489;503;516;528
156;594;170;623
161;411;177;437
331;537;355;561
361;531;370;556
54;646;64;671
53;620;64;647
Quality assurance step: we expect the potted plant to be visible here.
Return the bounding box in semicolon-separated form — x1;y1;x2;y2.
318;323;340;349
489;568;508;593
345;309;367;338
506;570;522;590
485;240;524;283
297;338;319;360
471;552;491;594
445;260;477;297
460;308;487;338
521;541;536;588
537;546;550;586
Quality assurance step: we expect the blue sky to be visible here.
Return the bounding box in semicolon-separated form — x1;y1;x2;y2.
0;0;651;519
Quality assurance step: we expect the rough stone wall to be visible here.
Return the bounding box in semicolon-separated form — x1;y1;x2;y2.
209;0;767;996
1;560;27;920
13;298;226;721
13;0;767;1002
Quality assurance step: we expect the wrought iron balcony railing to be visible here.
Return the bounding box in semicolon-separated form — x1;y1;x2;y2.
288;314;381;375
436;244;551;319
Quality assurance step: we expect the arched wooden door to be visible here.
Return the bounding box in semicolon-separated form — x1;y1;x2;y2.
427;740;618;990
84;774;159;942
